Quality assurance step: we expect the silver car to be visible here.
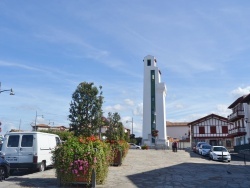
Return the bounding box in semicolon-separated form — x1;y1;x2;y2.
195;142;207;153
129;143;141;149
209;146;231;162
198;144;211;156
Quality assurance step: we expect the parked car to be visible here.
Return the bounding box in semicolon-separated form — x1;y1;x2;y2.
194;142;207;153
209;146;231;162
0;157;10;181
198;144;211;156
129;143;141;149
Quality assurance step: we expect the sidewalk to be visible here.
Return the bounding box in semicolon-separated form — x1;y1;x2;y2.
2;149;250;187
96;149;250;188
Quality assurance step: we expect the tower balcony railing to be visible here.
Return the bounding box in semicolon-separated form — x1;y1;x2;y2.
228;110;244;122
227;127;246;138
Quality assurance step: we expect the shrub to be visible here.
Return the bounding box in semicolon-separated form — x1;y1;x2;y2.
141;144;149;150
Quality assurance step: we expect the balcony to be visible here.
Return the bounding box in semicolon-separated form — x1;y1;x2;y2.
227;127;246;138
228;110;244;122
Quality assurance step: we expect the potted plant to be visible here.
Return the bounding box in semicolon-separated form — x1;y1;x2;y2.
141;144;149;150
52;135;111;186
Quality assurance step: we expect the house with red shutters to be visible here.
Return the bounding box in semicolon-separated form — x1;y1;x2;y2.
188;114;233;150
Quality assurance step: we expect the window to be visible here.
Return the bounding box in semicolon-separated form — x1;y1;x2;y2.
56;137;61;146
199;127;205;134
222;126;228;134
210;126;216;134
21;135;33;147
7;135;20;147
226;140;231;147
147;59;151;66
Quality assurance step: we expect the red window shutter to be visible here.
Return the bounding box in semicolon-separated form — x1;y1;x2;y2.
199;127;205;134
222;126;228;133
210;126;216;134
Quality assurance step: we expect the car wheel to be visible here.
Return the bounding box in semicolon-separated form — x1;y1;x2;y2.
0;167;6;181
227;160;230;163
38;161;46;172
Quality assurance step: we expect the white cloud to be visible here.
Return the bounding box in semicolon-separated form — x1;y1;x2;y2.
104;104;124;113
0;60;43;72
124;99;134;106
214;104;231;118
231;86;250;98
133;103;143;116
175;104;185;109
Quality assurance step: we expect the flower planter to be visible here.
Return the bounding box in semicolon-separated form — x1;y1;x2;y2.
111;149;122;166
57;168;96;187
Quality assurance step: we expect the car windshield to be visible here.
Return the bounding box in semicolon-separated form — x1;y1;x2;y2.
202;145;211;149
197;142;206;147
213;147;227;152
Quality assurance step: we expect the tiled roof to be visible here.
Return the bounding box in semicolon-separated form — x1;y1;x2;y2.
34;124;50;128
241;93;250;103
187;113;229;126
228;95;247;109
166;121;189;127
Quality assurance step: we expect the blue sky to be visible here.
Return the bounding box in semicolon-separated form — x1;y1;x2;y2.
1;1;250;137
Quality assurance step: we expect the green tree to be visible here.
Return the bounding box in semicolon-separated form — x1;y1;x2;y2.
68;82;103;137
105;112;122;141
117;122;125;140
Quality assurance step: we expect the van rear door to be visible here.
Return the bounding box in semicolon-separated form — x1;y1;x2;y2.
19;135;34;163
5;135;20;163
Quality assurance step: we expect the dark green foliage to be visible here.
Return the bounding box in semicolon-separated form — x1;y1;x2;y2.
39;130;73;141
105;112;124;141
68;82;103;137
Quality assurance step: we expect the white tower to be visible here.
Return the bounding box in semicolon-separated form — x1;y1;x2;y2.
142;55;167;147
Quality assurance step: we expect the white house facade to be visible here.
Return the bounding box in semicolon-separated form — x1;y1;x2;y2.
227;93;250;151
142;55;167;147
166;121;189;141
188;114;233;149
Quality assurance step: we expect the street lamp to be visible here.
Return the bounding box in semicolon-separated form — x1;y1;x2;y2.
126;118;133;135
0;82;14;95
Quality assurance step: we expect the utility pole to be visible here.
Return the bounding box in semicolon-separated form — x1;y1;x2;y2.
34;111;44;131
126;117;133;135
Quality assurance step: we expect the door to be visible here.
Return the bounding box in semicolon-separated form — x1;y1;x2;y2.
19;135;34;163
4;135;20;163
209;140;217;146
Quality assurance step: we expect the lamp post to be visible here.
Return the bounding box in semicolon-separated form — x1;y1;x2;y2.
0;82;14;133
0;82;14;95
34;111;44;131
126;117;133;135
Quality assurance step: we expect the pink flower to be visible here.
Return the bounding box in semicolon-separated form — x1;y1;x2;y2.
94;157;97;163
72;169;78;174
79;166;83;170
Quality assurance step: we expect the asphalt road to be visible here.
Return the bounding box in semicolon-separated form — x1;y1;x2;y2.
1;149;250;188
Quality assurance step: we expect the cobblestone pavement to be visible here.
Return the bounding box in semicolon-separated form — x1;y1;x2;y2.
1;149;250;188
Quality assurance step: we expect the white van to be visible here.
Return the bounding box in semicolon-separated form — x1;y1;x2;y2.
0;131;61;173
